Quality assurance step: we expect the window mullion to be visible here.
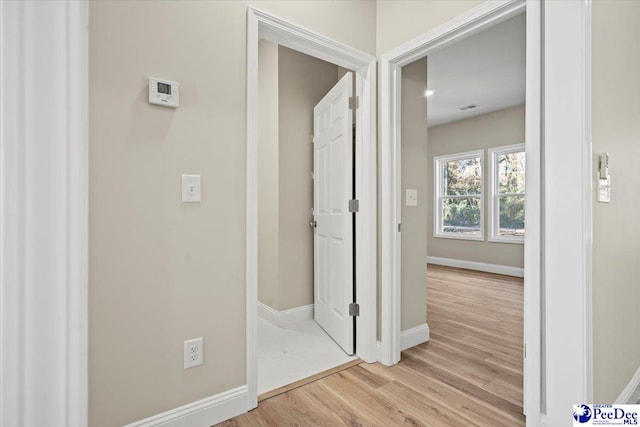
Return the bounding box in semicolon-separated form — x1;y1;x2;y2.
442;194;481;199
498;192;525;197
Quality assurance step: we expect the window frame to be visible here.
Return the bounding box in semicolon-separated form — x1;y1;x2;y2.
433;149;484;241
488;143;526;244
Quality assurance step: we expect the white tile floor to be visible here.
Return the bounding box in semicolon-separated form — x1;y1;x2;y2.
257;317;357;395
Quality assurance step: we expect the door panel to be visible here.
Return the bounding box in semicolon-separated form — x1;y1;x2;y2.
313;73;354;355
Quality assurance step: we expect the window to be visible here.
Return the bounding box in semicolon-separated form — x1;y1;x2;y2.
434;150;484;240
488;144;525;243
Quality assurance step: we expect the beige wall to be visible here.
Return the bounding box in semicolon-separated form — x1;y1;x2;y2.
400;58;429;330
277;46;339;311
592;0;640;403
258;40;280;309
427;106;526;268
89;1;375;426
258;0;376;57
376;0;483;56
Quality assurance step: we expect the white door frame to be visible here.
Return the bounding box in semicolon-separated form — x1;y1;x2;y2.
380;1;593;426
0;1;89;426
543;0;593;422
246;7;377;410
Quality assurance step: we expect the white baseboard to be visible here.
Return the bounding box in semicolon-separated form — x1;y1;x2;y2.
616;365;640;404
426;256;524;278
257;301;279;325
257;302;314;327
401;324;430;351
124;385;247;427
374;325;430;362
540;414;547;426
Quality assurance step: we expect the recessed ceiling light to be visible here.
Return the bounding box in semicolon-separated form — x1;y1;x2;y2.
424;89;435;97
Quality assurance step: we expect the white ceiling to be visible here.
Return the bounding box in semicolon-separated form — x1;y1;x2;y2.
426;14;525;127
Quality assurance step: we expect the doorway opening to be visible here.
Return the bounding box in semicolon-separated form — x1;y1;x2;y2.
256;40;358;399
246;7;377;410
380;0;542;424
400;11;527;421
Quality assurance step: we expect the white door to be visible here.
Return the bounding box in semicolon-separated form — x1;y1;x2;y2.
313;73;354;355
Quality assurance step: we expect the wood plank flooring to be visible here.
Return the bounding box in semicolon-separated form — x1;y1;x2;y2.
218;265;524;426
258;359;363;402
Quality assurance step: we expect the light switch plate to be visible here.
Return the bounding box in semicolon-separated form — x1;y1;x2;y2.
406;189;418;206
181;174;201;203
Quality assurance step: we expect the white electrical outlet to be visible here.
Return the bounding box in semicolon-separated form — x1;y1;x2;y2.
184;337;203;369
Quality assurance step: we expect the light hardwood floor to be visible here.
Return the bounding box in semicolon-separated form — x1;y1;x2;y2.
218;265;525;426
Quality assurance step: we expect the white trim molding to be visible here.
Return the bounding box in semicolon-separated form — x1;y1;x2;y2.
400;324;430;351
257;302;314;327
523;0;542;418
616;366;640;404
427;256;524;278
123;386;248;427
246;6;377;412
539;414;547;427
543;0;593;424
0;2;89;426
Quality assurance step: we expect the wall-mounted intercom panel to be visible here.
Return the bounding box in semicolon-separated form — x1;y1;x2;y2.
149;77;179;108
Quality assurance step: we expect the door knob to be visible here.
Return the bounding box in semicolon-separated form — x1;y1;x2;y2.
309;219;317;229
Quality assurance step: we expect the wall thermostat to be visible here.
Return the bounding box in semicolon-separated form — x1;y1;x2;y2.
148;77;179;108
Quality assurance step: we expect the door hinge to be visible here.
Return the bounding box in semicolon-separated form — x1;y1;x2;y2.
524;343;527;358
398;223;401;232
348;199;359;213
349;302;360;317
349;96;359;110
